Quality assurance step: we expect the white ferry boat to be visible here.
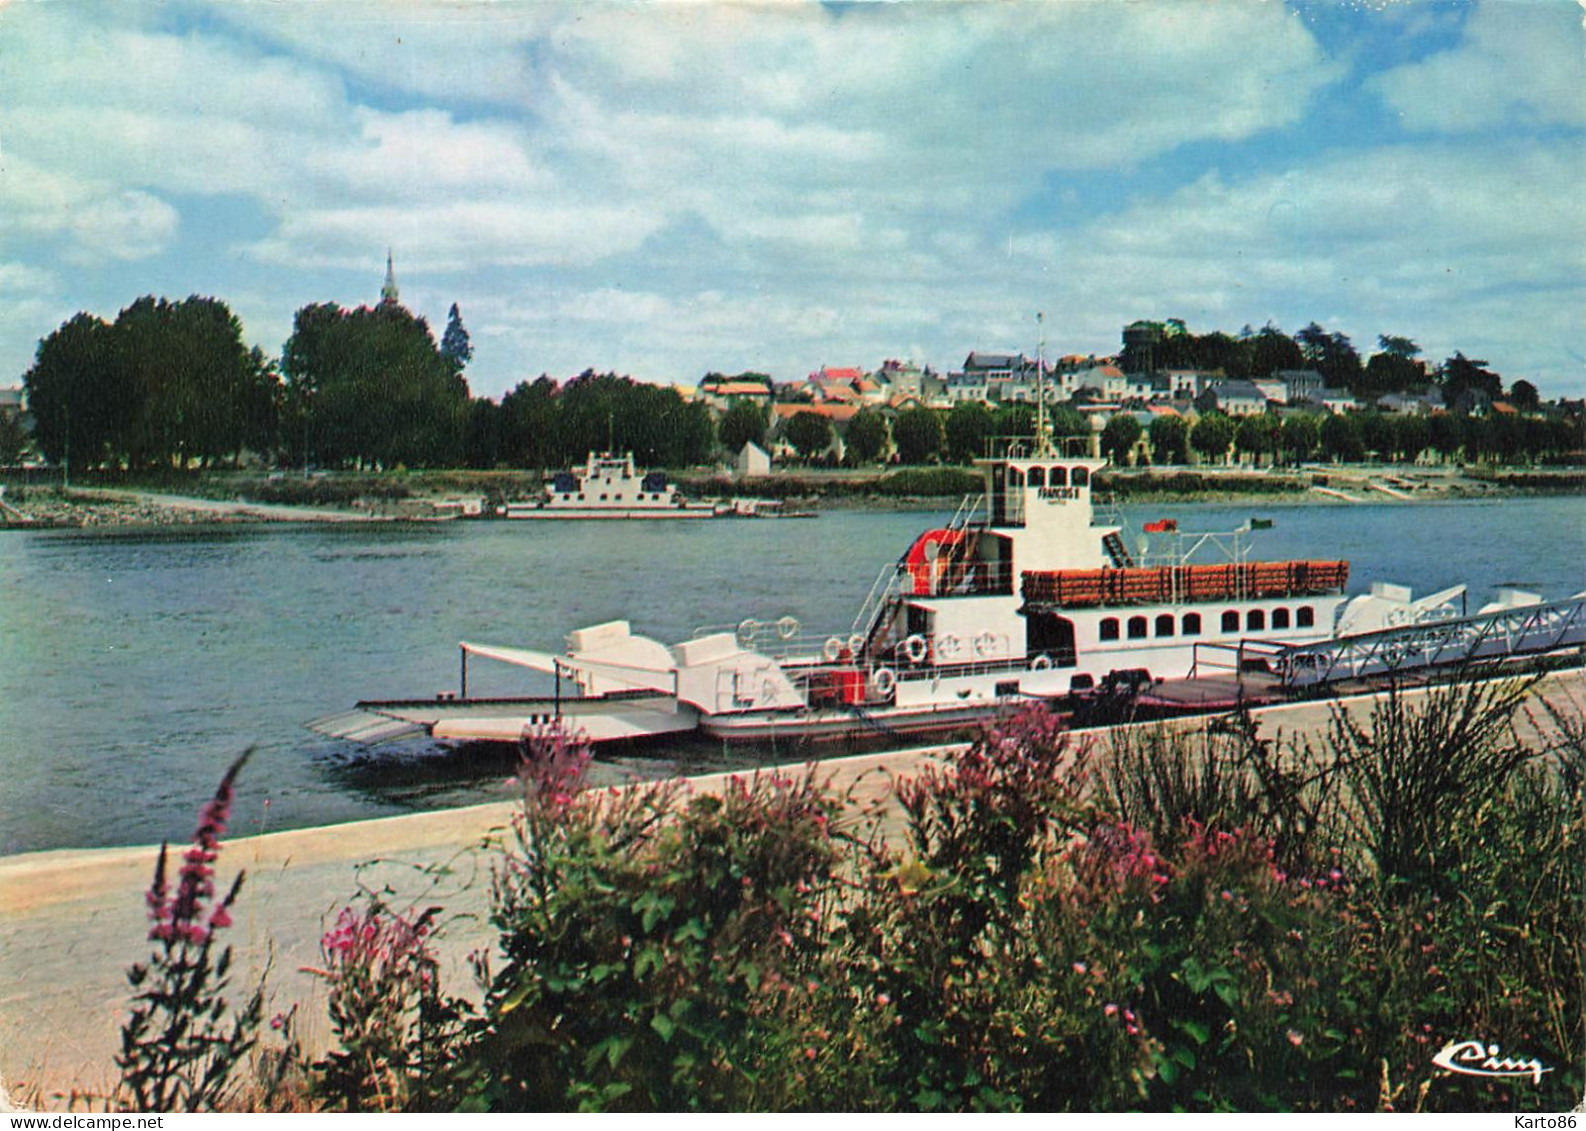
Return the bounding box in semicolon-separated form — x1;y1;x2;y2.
497;452;724;519
316;435;1586;750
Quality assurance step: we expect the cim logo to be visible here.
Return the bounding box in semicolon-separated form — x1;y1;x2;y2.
1432;1039;1553;1085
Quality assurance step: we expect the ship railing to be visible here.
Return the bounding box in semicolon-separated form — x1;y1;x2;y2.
1271;592;1586;688
982;435;1093;460
1189;639;1291;680
947;492;986;532
781;651;1036;706
849;561;907;641
1092;493;1123;531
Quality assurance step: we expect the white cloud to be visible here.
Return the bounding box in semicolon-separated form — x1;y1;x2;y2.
1368;1;1586;132
0;0;1579;399
66;191;181;263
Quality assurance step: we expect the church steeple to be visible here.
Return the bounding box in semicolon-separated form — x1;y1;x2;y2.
380;249;400;305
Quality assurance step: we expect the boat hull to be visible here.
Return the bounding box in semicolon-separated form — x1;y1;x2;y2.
497;508;720;520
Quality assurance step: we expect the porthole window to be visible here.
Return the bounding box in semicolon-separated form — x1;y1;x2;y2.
1247;609;1266;631
1297;605;1315;628
1155;614;1175;637
1272;608;1291;630
1221;610;1239;633
1127;616;1148;639
1099;617;1120;641
1182;613;1202;636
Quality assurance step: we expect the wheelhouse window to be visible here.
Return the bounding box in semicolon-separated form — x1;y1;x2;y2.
1008;467;1024;488
1028;466;1046;488
1049;466;1068;487
1099;617;1120;641
1182;612;1202;636
1127;616;1148;639
1297;605;1315;628
1221;610;1239;633
1072;467;1090;487
1247;609;1266;631
1272;607;1291;630
1155;614;1175;637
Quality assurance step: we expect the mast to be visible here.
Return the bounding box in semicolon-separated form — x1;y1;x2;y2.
1034;311;1052;456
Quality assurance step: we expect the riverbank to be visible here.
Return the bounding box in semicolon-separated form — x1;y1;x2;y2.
2;671;1582;1107
3;464;1580;529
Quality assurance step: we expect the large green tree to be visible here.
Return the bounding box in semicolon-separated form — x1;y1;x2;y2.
1320;412;1364;462
24;297;274;471
1190;412;1234;464
118;296;269;468
1234;413;1278;466
500;376;560;468
1248;324;1304;377
783;411;833;461
1280;413;1320;465
1148;415;1189;465
1295;323;1362;390
945;401;993;464
892;407;943;464
22;312;122;470
440;303;473;375
283;302;468;468
1100;413;1142;466
718;398;768;455
1438;352;1503;408
844;409;888;465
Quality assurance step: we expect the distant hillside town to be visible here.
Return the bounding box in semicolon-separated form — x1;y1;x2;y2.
3;262;1581;474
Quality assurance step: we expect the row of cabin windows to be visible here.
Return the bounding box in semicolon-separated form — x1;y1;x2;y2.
1097;605;1316;641
1007;466;1090;489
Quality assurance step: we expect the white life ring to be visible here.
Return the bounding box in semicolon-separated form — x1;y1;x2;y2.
823;636;845;662
1029;653;1053;671
974;631;996;657
938;634;962;660
776;615;800;640
848;633;867;656
870;667;897;699
737;618;759;645
903;634;929;664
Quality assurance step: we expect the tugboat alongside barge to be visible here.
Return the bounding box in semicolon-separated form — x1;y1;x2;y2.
314;436;1586;752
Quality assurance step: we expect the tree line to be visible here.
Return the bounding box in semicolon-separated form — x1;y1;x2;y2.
16;296;1579;474
1116;318;1536;407
20;295;719;473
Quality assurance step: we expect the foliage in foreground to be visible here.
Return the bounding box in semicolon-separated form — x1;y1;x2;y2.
123;678;1586;1111
118;752;263;1112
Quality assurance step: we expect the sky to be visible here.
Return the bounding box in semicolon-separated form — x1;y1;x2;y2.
1;0;1582;401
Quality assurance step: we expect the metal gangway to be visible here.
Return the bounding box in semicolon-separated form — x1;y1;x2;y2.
1259;592;1586;688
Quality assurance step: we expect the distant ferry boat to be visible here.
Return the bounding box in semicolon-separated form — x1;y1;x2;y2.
497;452;724;520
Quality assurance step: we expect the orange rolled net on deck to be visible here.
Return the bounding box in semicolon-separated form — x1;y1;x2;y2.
1021;560;1349;608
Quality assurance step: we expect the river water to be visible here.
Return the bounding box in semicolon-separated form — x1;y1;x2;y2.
2;497;1582;855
